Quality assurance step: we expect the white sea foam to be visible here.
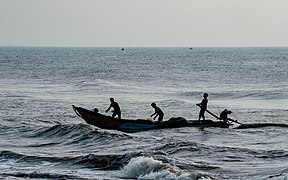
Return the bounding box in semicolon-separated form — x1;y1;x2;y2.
118;156;211;180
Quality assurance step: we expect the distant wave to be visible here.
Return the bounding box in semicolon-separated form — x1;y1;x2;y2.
180;90;285;100
233;91;284;100
160;99;187;107
72;80;99;89
73;79;128;89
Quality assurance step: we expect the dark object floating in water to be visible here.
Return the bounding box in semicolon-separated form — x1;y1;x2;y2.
72;105;231;133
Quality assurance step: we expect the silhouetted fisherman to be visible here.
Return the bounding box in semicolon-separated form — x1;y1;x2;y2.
150;102;164;123
106;98;121;119
196;93;208;122
219;109;232;124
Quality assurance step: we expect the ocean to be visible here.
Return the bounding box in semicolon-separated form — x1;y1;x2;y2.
0;47;287;179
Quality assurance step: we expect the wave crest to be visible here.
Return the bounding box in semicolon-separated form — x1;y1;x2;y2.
118;156;212;180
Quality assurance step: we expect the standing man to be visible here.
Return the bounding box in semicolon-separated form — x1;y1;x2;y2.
150;102;164;123
196;93;208;122
106;98;121;119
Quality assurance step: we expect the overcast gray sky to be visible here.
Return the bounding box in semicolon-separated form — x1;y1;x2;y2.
1;0;288;47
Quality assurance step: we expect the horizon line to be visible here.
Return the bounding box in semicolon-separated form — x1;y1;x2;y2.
1;45;288;48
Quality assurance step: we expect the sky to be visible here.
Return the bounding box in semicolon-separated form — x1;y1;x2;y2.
1;0;288;47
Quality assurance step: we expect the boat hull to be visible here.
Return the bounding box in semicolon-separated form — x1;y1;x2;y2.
72;105;231;133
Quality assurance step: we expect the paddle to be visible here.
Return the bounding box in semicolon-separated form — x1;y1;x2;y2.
205;109;220;119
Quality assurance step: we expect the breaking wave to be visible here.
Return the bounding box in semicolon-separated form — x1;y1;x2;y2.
118;156;212;180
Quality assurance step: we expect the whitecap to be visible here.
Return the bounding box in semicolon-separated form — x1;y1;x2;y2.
118;156;211;180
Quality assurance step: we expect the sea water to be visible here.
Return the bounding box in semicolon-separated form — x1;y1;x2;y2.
0;47;287;179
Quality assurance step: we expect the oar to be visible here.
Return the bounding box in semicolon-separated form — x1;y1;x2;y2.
226;117;243;125
205;109;220;119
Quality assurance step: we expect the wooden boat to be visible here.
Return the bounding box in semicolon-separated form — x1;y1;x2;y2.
72;105;232;133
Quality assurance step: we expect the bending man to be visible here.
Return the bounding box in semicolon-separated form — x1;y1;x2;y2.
150;103;164;123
